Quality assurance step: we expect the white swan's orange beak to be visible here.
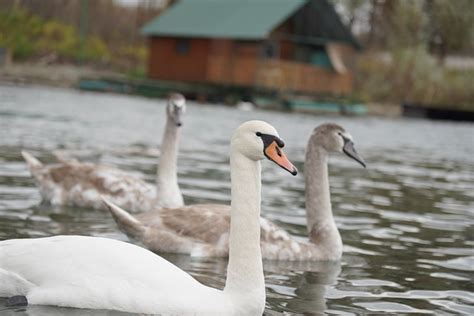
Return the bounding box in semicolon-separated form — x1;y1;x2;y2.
264;141;298;176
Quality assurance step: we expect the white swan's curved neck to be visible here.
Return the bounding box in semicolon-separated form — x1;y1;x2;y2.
305;142;339;243
224;151;264;300
156;118;183;208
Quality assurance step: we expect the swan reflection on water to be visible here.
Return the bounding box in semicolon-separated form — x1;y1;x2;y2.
265;260;342;314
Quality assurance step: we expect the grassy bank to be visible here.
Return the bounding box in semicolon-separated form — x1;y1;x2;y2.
354;48;474;110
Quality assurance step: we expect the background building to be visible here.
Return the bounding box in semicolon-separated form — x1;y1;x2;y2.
142;0;361;96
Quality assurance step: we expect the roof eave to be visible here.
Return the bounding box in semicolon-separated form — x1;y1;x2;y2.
142;32;266;41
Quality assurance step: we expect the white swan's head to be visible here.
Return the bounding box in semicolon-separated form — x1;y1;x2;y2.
232;120;297;175
311;123;365;168
167;93;186;127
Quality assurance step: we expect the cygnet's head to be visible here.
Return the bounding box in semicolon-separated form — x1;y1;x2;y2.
310;123;366;168
166;93;186;127
231;120;298;175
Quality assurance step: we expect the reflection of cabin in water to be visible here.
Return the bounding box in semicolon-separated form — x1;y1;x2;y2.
142;0;361;95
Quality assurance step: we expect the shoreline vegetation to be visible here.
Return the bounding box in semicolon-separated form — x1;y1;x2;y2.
0;63;402;117
0;2;472;115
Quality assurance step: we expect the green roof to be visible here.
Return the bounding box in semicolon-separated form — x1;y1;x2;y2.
142;0;307;39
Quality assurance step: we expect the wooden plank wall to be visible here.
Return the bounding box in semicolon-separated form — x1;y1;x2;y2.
148;37;210;82
148;37;353;94
206;40;259;86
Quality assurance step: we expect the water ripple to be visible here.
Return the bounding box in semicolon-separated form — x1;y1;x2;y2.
1;85;473;315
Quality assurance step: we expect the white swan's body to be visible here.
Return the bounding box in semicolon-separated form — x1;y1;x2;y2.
108;123;365;261
22;93;185;213
0;236;229;314
0;120;296;314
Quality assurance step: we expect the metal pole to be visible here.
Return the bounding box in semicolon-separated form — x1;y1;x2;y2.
79;0;89;66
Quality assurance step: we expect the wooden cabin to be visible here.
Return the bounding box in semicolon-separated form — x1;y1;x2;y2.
142;0;361;95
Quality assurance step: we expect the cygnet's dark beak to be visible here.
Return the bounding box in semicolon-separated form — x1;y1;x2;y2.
173;108;183;127
343;140;366;168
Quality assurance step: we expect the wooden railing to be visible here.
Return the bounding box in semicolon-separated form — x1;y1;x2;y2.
207;56;353;95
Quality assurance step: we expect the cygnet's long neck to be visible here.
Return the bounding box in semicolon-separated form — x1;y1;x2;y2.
224;150;265;305
305;139;341;249
155;117;183;208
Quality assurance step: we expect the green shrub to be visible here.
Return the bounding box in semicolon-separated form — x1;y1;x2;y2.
0;7;42;59
0;7;113;64
82;36;111;61
36;20;79;58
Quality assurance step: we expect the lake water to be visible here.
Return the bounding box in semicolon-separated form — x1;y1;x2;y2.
0;85;473;315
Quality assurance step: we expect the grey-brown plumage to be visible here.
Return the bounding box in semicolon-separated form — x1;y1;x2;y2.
106;202;332;260
105;123;365;261
21;93;186;212
22;151;156;212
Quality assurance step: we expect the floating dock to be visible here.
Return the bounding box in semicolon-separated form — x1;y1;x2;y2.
78;77;367;115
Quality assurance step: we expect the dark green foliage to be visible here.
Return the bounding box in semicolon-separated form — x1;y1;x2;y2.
0;7;112;62
0;8;42;58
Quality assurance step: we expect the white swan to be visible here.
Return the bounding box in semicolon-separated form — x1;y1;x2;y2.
0;120;297;314
107;123;365;261
21;93;185;212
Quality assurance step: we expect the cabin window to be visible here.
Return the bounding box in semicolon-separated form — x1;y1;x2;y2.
262;41;279;59
176;39;190;55
310;46;332;69
294;45;333;69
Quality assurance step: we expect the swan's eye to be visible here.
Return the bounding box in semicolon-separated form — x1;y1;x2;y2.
256;132;262;137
